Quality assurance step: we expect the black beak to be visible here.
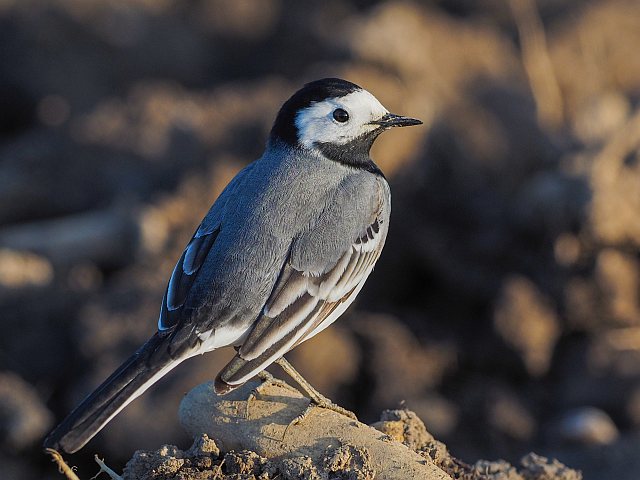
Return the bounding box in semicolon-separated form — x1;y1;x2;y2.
371;113;423;128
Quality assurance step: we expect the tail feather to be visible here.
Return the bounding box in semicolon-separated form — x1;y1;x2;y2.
43;333;182;454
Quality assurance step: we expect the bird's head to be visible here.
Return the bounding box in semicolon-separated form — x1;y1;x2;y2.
270;78;422;170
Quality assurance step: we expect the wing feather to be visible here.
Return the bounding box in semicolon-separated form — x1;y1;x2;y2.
158;228;220;331
317;249;353;298
216;214;387;389
157;161;256;332
241;291;319;359
264;269;312;317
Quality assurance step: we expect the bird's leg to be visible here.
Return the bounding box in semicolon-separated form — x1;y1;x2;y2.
275;357;357;423
245;370;298;418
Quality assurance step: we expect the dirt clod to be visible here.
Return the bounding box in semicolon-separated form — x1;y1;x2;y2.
323;444;375;480
123;436;223;480
224;450;270;476
278;456;323;480
372;408;449;465
520;453;582;480
186;434;220;459
472;459;523;480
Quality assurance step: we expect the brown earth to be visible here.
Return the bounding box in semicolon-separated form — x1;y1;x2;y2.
113;380;580;480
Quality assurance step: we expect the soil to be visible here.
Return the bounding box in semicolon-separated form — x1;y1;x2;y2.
117;380;581;480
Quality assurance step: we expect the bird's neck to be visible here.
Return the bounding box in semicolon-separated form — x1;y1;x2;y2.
265;136;385;177
314;131;385;177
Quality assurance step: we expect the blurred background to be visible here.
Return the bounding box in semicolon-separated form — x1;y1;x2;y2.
1;0;640;478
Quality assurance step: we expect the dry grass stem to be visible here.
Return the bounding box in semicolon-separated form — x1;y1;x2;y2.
92;455;123;480
509;0;564;130
45;448;82;480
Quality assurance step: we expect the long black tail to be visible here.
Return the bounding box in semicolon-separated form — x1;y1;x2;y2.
44;332;182;454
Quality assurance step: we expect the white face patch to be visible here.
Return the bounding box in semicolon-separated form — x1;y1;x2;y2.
295;89;389;148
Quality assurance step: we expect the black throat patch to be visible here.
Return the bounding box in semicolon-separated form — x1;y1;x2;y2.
315;129;385;177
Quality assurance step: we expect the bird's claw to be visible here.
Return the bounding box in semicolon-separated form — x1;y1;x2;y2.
282;397;358;440
307;397;357;421
246;371;298;418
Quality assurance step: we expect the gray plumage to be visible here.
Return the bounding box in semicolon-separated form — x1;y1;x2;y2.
44;78;420;454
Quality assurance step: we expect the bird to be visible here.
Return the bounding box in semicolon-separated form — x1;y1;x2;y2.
43;78;422;454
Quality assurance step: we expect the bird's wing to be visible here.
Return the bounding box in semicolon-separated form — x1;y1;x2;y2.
158;227;220;331
215;178;389;392
158;162;255;332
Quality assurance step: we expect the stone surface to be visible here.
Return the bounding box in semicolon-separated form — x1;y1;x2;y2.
179;380;452;480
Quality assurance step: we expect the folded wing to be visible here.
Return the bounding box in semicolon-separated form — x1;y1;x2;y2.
215;214;387;393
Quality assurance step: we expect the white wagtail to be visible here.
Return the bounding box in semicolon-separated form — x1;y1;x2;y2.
44;78;422;453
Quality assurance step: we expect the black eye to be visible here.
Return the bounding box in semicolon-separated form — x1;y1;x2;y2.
333;108;349;123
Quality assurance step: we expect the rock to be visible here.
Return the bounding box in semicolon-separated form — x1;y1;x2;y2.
557;407;619;445
112;381;582;480
179;380;452;480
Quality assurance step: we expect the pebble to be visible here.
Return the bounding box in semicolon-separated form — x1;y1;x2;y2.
557;407;619;445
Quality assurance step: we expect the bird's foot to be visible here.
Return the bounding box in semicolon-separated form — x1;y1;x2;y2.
283;396;358;440
274;356;358;421
246;371;298;419
295;396;357;424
